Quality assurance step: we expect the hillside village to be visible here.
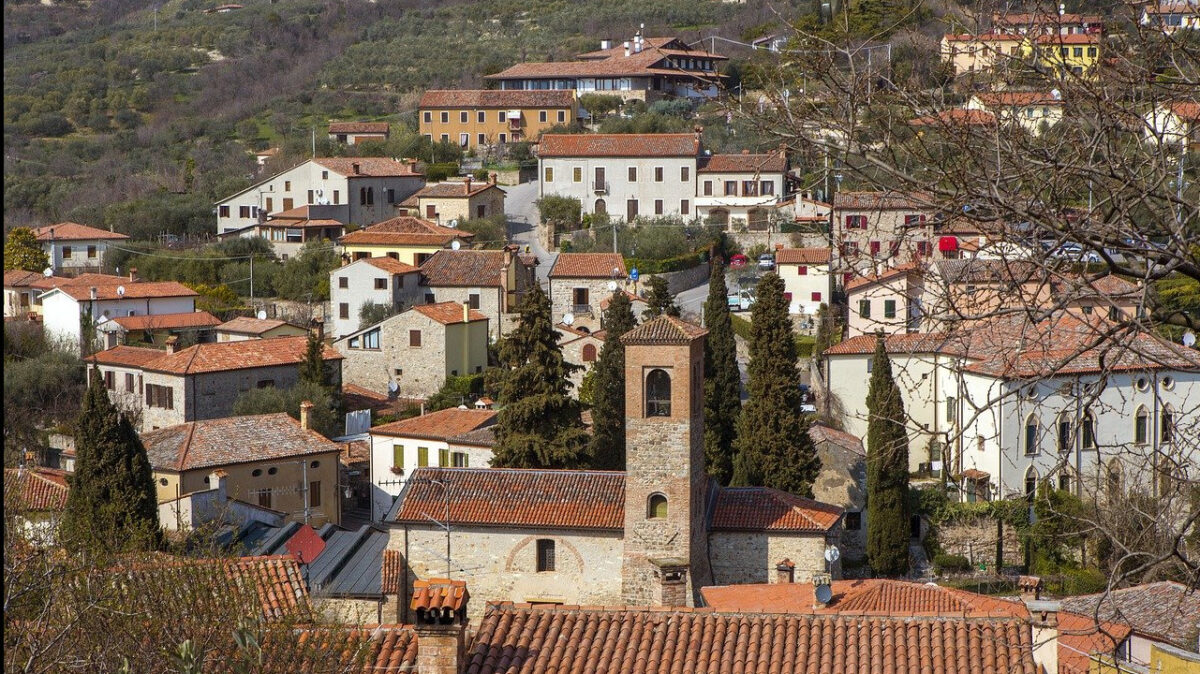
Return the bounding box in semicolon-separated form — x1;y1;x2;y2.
3;0;1199;671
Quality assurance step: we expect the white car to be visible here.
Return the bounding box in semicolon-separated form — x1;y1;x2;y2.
757;253;776;271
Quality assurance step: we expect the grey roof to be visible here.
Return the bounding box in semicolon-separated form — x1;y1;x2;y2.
307;524;391;598
246;521;303;556
448;426;496;447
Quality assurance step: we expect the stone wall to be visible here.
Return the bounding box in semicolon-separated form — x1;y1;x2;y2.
315;596;391;625
337;311;449;399
708;532;836;585
937;516;1024;569
644;262;709;296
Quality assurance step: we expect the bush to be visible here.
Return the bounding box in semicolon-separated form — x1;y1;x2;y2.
457;214;507;248
537;195;582;228
231;381;338;438
933;553;972;574
624;251;705;274
424;162;460;182
1045;568;1108;596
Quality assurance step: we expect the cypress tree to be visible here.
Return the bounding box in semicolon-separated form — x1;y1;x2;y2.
589;291;637;470
730;273;820;496
491;284;591;468
60;369;162;553
865;334;911;577
641;275;680;319
298;330;327;386
703;259;740;484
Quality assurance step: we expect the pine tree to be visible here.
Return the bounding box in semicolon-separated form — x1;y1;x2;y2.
4;227;50;272
730;273;820;496
299;330;327;387
703;259;740;484
641;275;680;319
60;369;162;553
491;284;591;468
590;291;636;470
865;334;911;577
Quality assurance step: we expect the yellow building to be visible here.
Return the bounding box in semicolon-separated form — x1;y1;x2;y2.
338;215;475;266
1034;33;1101;77
941;33;1028;76
418;90;577;149
397;176;506;224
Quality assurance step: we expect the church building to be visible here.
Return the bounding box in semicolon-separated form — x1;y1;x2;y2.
384;315;844;622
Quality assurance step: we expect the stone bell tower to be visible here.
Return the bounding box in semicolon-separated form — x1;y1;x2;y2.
619;315;712;606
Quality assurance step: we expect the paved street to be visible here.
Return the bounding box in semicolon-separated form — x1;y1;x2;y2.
501;180;555;284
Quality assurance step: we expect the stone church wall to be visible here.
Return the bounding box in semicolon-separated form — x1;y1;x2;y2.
708;532;835;586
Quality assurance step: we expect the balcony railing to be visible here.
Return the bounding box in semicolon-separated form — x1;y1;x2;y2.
592;180;609;194
571;303;593;316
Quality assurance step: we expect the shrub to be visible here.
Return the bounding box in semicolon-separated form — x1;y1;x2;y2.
536;195;582;228
933;553;972;574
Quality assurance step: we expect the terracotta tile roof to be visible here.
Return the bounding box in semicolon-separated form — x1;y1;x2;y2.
698;152;787;173
824;332;951;356
48;281;198;301
371;408;497;441
139;335;342;375
4;467;69;511
711;487;842;532
1060;581;1200;651
1168;100;1200;121
110;311;221;331
339;216;472;247
466;604;1039;674
833;191;933;211
1081;273;1140;295
312;157;421;177
3;270;47;287
844;262;922;292
360;256;421;275
88;345;172;368
419;250;518;287
702;579;1020;617
420;89;576;109
33;222;130;241
30;272;125;290
328;122;389;134
942;32;1026;42
975;91;1062;107
216;316;295;335
410;578;468;614
933;259;1040;284
549;253;627;278
390;467;625;529
620;315;708;345
381;550;403;594
1144;1;1200;14
141;413;341;471
412;301;488;325
910;109;997;127
1057;611;1134;674
774;248;831;265
1036;32;1101;44
116;555;310;621
994;11;1103;25
537;133;699;158
807;423;864;456
413;180;500;199
288;625;417;672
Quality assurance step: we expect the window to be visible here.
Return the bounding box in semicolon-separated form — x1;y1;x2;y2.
646;369;671;417
239;206;251;218
724;180;737;196
339;303;349;319
530;539;558;573
459;133;469;147
539;110;547;123
309;481;321;508
1024;416;1038;455
904;214;925;226
423;111;432;123
284;181;291;191
680;199;689;215
417;447;429;467
628;167;637;182
475;111;485;123
258;489;272;509
797;265;808;276
1081;412;1096;449
870;241;881;256
654;167;663;182
703;180;713;196
1058;416;1071;452
654;199;663;215
468;293;480;310
1073;47;1083;57
1135;407;1148;444
1161;408;1174;443
332;190;339;205
844;512;861;530
742;181;759;196
1058;473;1071;493
845;215;867;229
439;449;450;467
761;181;774;196
321;170;328;180
811;291;821;302
544;167;554;182
946;397;955;423
648;494;668;519
573;167;582;183
626;199;638;220
125;373;135;392
145;384;174;410
858;300;871;318
87;245;97;259
374;278;387;290
1024;468;1038;498
498;111;506;123
104;371;114;390
393;444;404;468
307;190;314;203
884;299;896;319
219;205;230;218
582;344;597;362
409;330;422;347
362;329;380;349
440;112;449;123
681;166;690;181
478;133;486;145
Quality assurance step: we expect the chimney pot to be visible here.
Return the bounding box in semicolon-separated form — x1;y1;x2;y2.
352;162;361;175
129;267;139;282
490;172;498;184
1018;575;1043;601
165;335;180;354
465;175;472;192
299;400;315;431
90;287;98;300
462;301;470;323
775;559;795;584
311;318;325;342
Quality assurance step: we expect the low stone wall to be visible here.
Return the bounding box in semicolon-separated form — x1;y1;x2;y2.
937;516;1024;569
648;262;709;295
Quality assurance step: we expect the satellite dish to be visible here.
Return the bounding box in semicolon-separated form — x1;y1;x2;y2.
450;240;462;251
448;219;458;228
814;584;833;605
824;545;841;563
563;313;575;326
388;380;399;393
116;285;125;297
607;281;618;291
256;309;268;320
42;267;54;277
1183;331;1197;348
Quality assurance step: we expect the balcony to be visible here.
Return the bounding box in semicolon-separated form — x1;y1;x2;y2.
571;303;593;316
592;180;609;195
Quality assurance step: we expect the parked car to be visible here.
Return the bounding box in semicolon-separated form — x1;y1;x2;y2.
727;288;756;312
757;253;776;271
1049;243;1101;263
730;253;750;268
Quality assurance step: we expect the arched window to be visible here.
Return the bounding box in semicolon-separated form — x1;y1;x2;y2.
648;493;668;519
1057;470;1072;493
1024;466;1039;498
1056;413;1072;452
1023;415;1039;455
582;344;597;362
645;369;671;417
1161;407;1174;444
595;199;607;215
1134;407;1148;445
1081;411;1096;449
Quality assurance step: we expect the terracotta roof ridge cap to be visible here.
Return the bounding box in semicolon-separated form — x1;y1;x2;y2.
175;421;199;472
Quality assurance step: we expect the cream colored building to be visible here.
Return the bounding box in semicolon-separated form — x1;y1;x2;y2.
941;33;1028;76
845;263;924;337
338;216;474;267
215;316;308;342
966;91;1064;135
418;90;577;148
774;248;833;317
832;191;937;274
695;151;789;229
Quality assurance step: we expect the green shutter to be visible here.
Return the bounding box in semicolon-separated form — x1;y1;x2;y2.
393;444;404;468
418;447;428;467
439;449;450;467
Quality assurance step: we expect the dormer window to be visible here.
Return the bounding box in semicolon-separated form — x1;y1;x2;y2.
646;369;671;417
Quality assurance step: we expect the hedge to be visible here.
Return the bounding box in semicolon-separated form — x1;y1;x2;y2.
623;251;706;274
932;553;972;574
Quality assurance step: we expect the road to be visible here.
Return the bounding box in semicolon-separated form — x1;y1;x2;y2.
501;180;555;284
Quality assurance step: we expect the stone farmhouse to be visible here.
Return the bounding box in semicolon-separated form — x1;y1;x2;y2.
397;177;506;225
546;253;628;329
831;191;939;274
384;316;845;622
32;222;130;276
328;121;389;145
417;247;538;339
87;334;343;432
695;150;788;229
97;310;221;350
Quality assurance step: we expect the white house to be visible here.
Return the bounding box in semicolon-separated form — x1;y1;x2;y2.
774;247;832;317
1140;0;1199;34
215;157;425;235
965;91;1064;135
330;257;423;339
216;205;346;261
844;263;924;337
695;151;788;229
40;279;198;354
33;222;130;276
1143;100;1200;153
367;407;497;520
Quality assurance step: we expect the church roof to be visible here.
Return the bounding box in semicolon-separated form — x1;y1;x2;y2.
620;315;707;345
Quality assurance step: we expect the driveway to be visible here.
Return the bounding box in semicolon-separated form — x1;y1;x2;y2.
501;180;555;284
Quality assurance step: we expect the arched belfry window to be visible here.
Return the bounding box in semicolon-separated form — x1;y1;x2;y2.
646;369;671;417
648;494;668;519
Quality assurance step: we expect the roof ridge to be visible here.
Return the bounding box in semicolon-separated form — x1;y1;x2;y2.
174;421;200;472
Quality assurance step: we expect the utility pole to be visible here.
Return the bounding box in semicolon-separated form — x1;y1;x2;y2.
249;253;254;303
302;459;310;524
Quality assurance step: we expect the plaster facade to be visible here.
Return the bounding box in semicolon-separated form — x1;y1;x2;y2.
330;260;424;339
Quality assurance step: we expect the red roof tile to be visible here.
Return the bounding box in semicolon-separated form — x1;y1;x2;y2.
289;625;417;672
49;281;198;301
412;301;488;325
144;334;341;375
312;157;421;177
833;191;933;211
702;579;1021;616
3;270;47;287
711;487;843;532
110;311;221;331
362;257;421;275
215;316;297;335
466;604;1039;674
30;272;125;290
698;152;788;173
549;253;627;278
410;578;468;614
420;89;576;109
537;133;699;158
910;109;997;127
774;248;831;265
88;345;172;368
1060;581;1199;651
1036;32;1101;44
4;467;69;511
807;423;864;456
371;408;497;441
620;315;707;345
1168;100;1200;121
33;222;129;241
141;413;341;471
942;32;1026;42
488;37;725;82
419;249;523;288
381;550;403;595
413;180;501;199
339;216;473;247
116;555;310;621
328;122;389;134
844;262;922;291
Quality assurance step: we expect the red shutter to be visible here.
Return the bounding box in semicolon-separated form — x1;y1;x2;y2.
798;265;808;275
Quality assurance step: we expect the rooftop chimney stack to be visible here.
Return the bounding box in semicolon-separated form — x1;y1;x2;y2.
311;318;325;342
1027;598;1060;674
209;469;228;503
299;400;314;430
490;172;498;185
411;579;469;674
1018;575;1043;602
129;267;139;282
89;287;98;301
600;38;612;50
165;335;180;354
775;559;795;584
464;175;472;192
624;41;631;57
352;162;361;175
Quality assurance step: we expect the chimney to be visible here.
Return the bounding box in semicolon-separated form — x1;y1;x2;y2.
129;267;139;282
165;335;180;354
462;301;470;323
600;38;612;50
299;400;314;430
812;572;833;610
624;41;631;57
90;287;98;300
411;579;469;674
1027;599;1060;674
209;469;228;503
1018;575;1043;602
464;175;472;193
311;318;325;342
489;172;498;185
502;245;513;269
352;162;361;175
775;559;795;584
742;149;750;154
